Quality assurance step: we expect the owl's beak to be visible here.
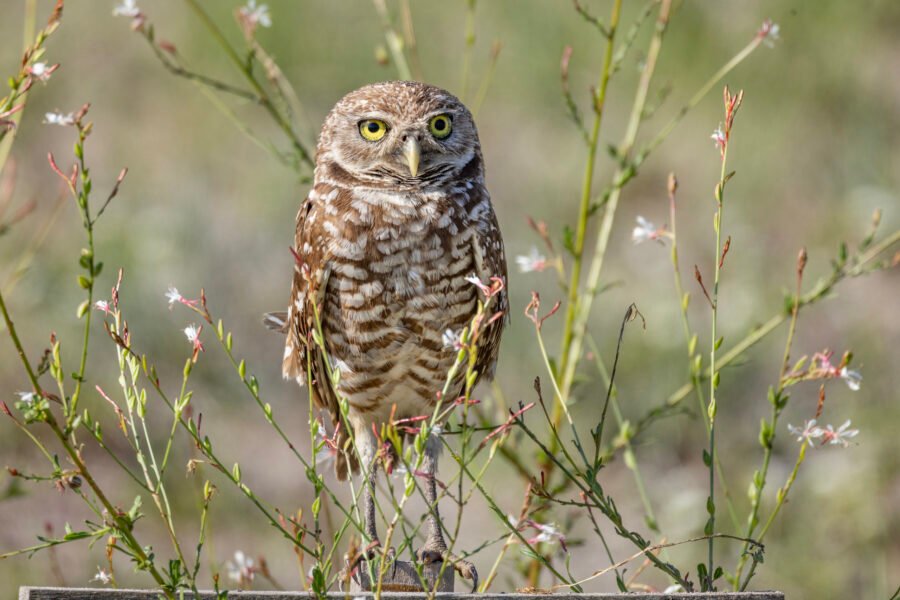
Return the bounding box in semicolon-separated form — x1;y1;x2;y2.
403;137;421;177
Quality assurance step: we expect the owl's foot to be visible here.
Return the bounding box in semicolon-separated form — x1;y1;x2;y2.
342;541;397;587
417;546;479;592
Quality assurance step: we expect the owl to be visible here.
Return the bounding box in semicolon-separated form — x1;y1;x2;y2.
268;81;507;590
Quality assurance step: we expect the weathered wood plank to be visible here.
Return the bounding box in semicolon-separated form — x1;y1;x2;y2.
20;587;785;600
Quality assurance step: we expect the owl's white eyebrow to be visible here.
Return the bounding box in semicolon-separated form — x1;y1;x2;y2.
424;110;455;119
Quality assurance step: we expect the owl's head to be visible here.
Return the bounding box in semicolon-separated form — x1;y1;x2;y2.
318;81;481;188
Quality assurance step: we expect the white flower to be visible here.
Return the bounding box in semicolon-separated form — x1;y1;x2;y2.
820;420;859;448
225;550;255;583
711;126;726;152
184;324;206;355
94;300;111;314
631;216;662;244
760;20;780;48
839;367;862;391
15;391;36;405
28;62;53;82
184;324;200;344
239;0;272;28
508;515;567;551
530;521;565;546
43;112;75;126
166;287;183;306
112;0;141;17
787;419;823;446
515;247;548;273
442;328;463;351
91;567;112;585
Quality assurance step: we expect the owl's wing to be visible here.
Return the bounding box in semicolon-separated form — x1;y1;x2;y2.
281;186;358;479
470;187;509;381
282;194;316;384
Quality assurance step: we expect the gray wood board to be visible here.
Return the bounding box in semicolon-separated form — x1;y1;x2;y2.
19;587;785;599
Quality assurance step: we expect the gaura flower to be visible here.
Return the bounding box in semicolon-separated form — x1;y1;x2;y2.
515;247;549;273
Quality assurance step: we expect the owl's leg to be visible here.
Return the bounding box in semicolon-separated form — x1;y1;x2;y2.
416;437;479;591
345;431;395;584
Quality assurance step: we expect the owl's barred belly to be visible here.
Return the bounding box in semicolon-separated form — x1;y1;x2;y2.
321;227;478;420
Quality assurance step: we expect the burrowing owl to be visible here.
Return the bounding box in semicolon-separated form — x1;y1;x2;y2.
268;81;507;589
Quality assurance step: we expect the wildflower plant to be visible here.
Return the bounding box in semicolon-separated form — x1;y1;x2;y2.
0;1;898;598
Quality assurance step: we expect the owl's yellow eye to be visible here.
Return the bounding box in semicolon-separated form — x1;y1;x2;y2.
359;119;387;141
429;114;452;139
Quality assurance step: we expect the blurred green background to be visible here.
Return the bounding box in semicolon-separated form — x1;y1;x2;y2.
1;1;898;597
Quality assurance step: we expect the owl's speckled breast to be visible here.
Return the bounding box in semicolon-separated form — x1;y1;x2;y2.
317;184;485;420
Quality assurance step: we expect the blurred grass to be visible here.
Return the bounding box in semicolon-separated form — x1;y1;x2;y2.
0;1;898;597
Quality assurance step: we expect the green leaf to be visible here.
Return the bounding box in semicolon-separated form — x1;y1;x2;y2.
562;225;576;256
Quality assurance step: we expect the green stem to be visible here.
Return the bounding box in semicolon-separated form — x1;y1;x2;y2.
557;0;671;409
555;0;623;401
706;139;729;588
182;0;314;169
372;0;413;80
733;255;805;587
739;442;809;591
664;228;900;410
588;336;658;533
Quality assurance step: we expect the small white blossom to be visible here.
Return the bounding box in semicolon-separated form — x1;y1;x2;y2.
225;550;255;584
184;324;206;355
91;567;112;585
43;111;75;126
28;62;53;82
184;324;200;344
239;0;272;28
821;420;859;448
94;300;111;314
631;216;663;244
15;391;36;405
760;20;780;48
442;328;463;351
166;287;183;306
515;247;548;273
112;0;141;17
839;367;862;391
711;126;726;152
507;515;567;551
787;419;823;446
530;521;566;547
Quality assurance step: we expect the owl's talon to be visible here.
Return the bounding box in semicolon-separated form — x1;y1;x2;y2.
416;547;478;591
